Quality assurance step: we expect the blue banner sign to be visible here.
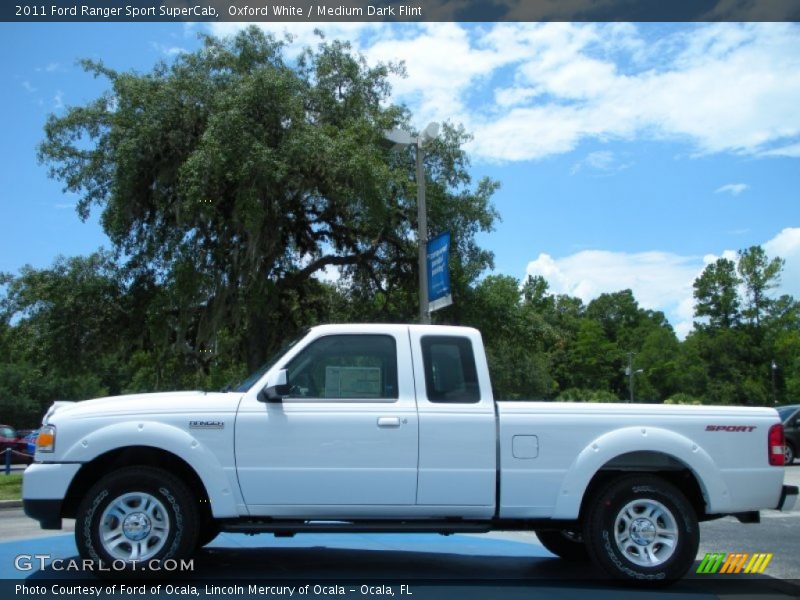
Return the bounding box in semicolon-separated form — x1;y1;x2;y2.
426;232;453;312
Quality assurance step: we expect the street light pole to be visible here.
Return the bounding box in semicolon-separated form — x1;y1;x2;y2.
383;122;440;325
629;353;634;403
772;360;778;405
415;142;429;324
626;352;643;403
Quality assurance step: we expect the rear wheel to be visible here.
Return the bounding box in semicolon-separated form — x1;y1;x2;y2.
583;475;699;584
535;529;589;561
785;442;795;465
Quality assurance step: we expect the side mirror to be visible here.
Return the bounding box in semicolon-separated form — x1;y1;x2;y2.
258;369;290;403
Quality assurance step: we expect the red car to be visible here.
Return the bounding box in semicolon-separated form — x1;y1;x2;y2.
0;424;33;464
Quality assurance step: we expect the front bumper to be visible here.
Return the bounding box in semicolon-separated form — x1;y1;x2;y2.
23;498;63;529
22;462;81;529
777;485;799;511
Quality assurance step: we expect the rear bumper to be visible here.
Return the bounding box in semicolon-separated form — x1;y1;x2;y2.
777;485;798;511
23;498;63;529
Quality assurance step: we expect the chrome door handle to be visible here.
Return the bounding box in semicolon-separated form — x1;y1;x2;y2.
377;417;401;428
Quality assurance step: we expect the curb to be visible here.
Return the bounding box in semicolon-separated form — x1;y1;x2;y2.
0;500;22;509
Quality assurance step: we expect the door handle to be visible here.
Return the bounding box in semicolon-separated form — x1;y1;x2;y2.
377;417;401;428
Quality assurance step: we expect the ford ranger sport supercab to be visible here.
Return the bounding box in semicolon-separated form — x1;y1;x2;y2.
23;324;798;582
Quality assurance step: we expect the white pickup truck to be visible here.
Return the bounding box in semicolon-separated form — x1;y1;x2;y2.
23;324;797;582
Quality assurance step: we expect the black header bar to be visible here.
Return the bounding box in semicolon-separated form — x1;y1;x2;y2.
5;0;800;23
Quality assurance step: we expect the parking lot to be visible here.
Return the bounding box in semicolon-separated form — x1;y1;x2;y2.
0;468;798;599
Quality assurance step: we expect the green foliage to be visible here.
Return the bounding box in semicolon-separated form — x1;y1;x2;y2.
460;275;556;399
738;246;784;328
693;257;740;329
687;246;792;405
556;388;620;403
0;474;23;501
664;393;704;405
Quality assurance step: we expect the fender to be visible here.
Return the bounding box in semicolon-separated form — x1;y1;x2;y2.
59;420;242;518
550;426;731;519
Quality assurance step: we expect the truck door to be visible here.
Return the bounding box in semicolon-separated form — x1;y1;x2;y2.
409;327;496;516
235;327;419;515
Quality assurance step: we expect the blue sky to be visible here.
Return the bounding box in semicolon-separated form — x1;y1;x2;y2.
2;22;799;336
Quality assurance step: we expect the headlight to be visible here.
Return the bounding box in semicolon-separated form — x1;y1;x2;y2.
36;425;56;453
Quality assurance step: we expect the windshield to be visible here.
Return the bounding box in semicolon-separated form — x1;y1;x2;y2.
229;331;308;393
778;407;798;422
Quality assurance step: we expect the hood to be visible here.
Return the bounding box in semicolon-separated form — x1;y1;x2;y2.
45;391;242;422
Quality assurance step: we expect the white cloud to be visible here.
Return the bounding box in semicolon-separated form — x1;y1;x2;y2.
150;42;189;56
571;150;630;175
714;183;749;196
760;143;800;158
467;23;800;161
526;250;700;336
21;80;36;93
36;62;60;73
204;22;800;163
53;90;64;110
208;22;379;56
765;227;800;298
313;264;342;285
524;228;800;339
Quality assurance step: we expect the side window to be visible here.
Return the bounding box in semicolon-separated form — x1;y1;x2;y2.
421;336;480;403
284;335;398;400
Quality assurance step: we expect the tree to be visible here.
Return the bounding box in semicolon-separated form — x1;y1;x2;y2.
460;275;555;399
563;319;618;392
737;246;784;329
38;27;498;370
586;290;640;342
4;253;125;378
0;254;127;423
522;275;554;311
693;257;740;329
581;290;679;401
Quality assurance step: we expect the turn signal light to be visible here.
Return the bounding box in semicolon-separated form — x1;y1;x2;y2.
36;426;56;453
768;423;784;466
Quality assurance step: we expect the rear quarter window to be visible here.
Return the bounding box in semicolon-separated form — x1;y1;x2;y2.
421;336;480;403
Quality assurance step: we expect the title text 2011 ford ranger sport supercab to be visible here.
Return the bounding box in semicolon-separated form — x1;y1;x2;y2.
23;324;798;582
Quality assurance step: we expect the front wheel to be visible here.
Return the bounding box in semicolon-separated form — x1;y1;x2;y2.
535;529;590;561
582;475;699;584
76;466;199;575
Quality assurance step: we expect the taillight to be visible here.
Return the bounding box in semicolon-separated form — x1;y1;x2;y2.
768;423;785;466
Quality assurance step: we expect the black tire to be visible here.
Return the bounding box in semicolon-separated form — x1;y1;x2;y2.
582;475;699;584
785;442;795;465
76;466;198;575
535;529;590;561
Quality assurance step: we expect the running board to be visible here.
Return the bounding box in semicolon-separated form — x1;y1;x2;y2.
219;519;493;535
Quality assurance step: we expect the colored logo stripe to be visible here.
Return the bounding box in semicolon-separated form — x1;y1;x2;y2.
697;552;773;574
745;553;773;574
720;553;749;573
697;553;726;574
